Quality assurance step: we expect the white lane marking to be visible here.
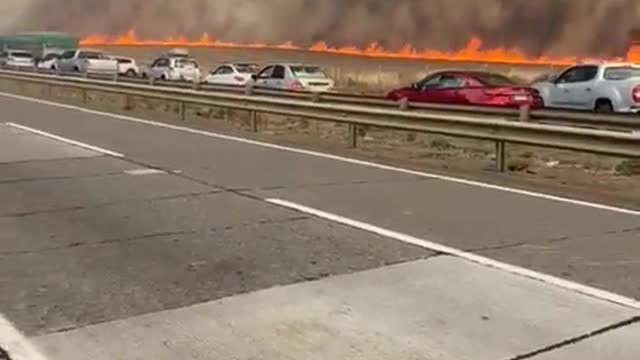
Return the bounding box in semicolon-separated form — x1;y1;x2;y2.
124;168;166;176
267;198;640;310
1;92;639;216
0;315;48;360
5;122;124;158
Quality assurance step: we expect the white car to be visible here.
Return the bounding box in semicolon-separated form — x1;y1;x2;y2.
55;49;119;74
111;56;139;77
37;52;61;70
205;63;258;86
142;56;201;82
532;62;640;113
250;63;334;92
0;50;35;69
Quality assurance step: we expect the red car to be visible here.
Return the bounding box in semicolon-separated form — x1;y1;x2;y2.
387;70;544;109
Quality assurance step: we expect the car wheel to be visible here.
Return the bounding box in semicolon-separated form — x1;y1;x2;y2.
160;74;167;81
594;99;613;113
125;69;136;77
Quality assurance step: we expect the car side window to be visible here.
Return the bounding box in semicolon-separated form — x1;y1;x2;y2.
271;65;285;79
153;58;169;68
420;75;442;90
213;66;233;75
257;66;274;79
61;50;75;59
557;66;598;83
421;74;466;90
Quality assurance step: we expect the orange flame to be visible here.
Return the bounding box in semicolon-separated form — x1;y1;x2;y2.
81;30;639;66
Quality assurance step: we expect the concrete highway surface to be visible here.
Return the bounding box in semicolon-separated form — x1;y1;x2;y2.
0;92;639;359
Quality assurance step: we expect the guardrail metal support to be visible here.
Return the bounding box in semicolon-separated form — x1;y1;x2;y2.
179;102;186;121
250;110;258;132
122;94;131;111
81;89;88;104
399;97;409;111
113;71;119;83
495;141;506;172
245;84;254;96
311;92;321;103
349;124;358;148
192;80;201;91
148;77;155;86
519;104;531;122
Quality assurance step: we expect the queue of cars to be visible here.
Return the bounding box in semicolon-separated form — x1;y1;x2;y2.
2;46;640;113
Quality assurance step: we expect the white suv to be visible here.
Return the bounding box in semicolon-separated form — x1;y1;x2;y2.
142;56;201;82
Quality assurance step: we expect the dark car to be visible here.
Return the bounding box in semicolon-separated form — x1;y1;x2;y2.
387;70;544;109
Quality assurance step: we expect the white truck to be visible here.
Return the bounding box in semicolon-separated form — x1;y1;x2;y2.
532;62;640;113
54;49;118;74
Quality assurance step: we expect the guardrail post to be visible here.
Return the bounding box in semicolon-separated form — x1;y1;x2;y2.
399;97;409;111
149;77;156;86
192;79;201;91
113;71;119;82
122;94;130;110
250;110;258;132
311;92;321;102
179;102;186;121
81;88;87;104
349;124;358;148
245;84;254;96
495;141;506;172
519;104;531;122
83;71;89;79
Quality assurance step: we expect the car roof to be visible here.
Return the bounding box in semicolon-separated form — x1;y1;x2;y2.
429;69;509;77
264;63;321;68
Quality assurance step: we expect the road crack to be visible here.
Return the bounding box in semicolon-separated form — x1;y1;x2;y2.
507;315;640;360
0;215;310;256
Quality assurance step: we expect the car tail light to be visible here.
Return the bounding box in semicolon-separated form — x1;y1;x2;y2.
289;81;304;90
632;86;640;103
511;94;530;102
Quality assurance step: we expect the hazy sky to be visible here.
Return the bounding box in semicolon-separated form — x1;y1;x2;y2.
2;0;639;57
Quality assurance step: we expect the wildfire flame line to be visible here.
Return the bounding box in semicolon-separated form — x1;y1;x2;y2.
81;30;639;66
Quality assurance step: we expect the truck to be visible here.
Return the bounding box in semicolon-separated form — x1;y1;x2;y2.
54;49;118;75
532;62;640;113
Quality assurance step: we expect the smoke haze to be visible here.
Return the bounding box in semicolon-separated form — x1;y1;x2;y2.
2;0;639;57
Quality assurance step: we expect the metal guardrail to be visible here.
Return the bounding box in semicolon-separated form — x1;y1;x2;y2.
0;68;639;172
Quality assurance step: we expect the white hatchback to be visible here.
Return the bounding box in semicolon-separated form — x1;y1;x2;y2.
1;50;35;68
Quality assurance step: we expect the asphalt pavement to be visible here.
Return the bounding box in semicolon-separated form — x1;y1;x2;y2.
0;94;639;359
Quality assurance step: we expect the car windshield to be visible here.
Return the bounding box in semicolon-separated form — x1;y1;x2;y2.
177;59;198;68
10;52;32;59
291;66;327;78
603;66;640;80
235;64;258;73
473;73;516;86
